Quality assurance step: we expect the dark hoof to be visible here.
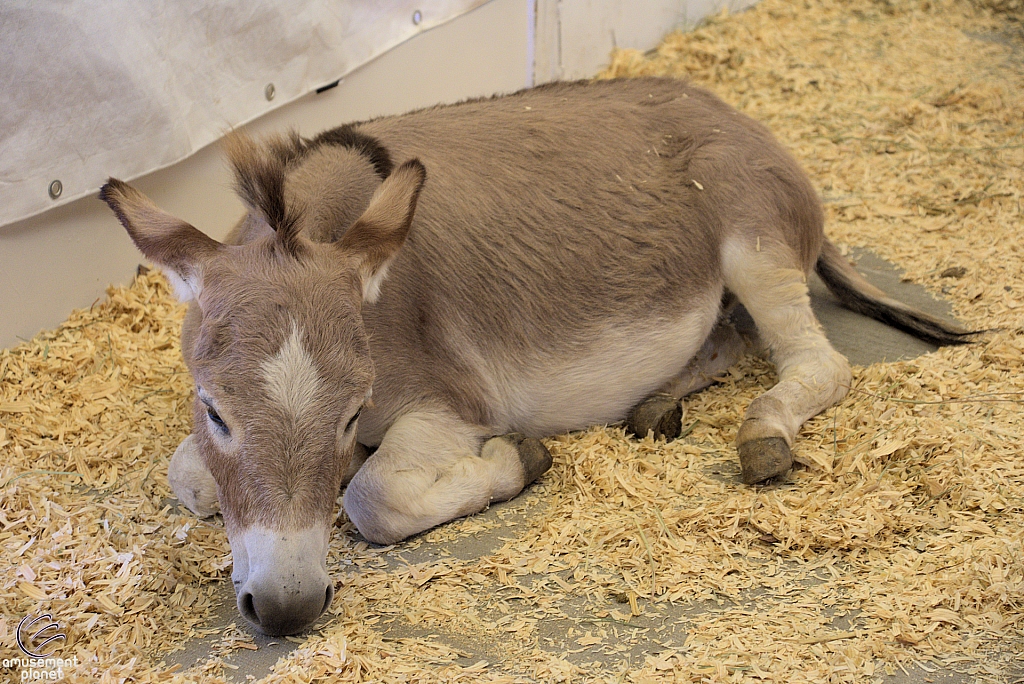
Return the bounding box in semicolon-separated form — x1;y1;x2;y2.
738;437;793;484
502;433;553;485
626;393;682;441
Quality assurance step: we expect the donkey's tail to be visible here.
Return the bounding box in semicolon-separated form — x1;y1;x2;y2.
814;238;980;346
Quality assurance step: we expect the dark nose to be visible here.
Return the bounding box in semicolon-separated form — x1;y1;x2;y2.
238;581;334;636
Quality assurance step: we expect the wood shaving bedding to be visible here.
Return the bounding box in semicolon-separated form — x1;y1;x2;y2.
2;0;1023;680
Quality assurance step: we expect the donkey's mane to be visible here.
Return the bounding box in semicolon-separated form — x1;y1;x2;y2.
304;125;393;180
223;131;304;254
224;126;395;255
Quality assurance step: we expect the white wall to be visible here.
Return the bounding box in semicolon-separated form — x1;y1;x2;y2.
0;0;750;350
533;0;758;82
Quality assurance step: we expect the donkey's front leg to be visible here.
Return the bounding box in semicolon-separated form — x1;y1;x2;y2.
342;410;552;545
627;316;753;440
168;434;219;517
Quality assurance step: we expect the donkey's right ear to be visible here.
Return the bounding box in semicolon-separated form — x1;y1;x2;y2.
338;159;426;304
100;178;223;302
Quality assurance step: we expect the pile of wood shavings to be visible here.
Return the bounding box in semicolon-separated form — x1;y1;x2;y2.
0;274;230;682
3;0;1023;680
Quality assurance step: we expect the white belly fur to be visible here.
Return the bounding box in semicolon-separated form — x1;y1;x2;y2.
470;294;722;437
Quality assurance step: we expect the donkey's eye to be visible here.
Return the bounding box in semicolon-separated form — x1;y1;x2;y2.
345;408;362;433
207;406;229;434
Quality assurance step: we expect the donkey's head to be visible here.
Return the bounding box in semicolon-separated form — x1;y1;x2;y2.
100;134;425;635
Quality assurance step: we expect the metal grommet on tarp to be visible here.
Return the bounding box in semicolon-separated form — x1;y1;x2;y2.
48;180;62;199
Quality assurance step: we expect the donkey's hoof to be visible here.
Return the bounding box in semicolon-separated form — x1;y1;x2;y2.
738;437;792;485
626;393;682;441
500;433;553;485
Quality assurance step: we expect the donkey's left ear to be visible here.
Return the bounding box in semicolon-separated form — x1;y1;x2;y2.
338;159;426;303
100;178;223;302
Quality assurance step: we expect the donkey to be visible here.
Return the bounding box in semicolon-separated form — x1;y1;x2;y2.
100;77;972;635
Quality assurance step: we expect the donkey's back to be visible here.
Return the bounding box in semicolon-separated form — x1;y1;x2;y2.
281;78;825;443
102;77;972;636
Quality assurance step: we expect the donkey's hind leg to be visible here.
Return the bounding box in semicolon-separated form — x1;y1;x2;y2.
626;313;753;440
722;241;852;484
342;410;551;545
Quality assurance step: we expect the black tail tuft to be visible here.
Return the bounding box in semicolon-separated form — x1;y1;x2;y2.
815;239;982;347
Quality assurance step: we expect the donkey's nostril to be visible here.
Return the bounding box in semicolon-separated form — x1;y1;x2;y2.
237;582;332;635
239;591;260;626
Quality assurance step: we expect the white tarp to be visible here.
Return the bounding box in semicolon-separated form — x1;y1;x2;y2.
0;1;487;228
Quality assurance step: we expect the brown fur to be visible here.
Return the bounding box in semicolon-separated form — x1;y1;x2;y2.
100;77;968;634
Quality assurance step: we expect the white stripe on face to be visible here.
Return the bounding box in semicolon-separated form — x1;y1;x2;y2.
261;323;322;421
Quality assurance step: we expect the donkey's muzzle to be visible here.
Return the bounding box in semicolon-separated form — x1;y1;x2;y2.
230;525;333;635
238;575;334;636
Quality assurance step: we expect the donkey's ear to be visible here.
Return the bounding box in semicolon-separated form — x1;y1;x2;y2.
338;159;426;303
100;178;223;302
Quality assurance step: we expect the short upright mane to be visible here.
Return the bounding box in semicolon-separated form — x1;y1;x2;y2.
224;126;397;255
304;125;394;180
223;131;305;253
